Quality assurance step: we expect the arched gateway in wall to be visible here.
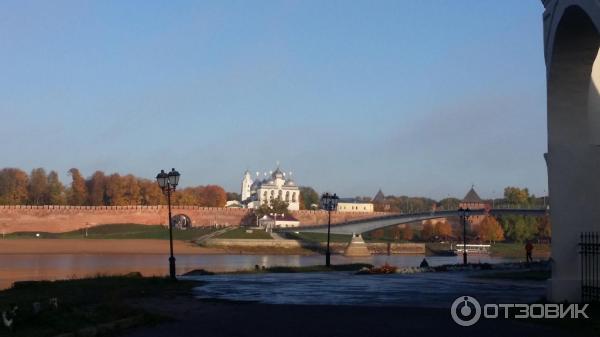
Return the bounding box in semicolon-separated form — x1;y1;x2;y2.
542;0;600;302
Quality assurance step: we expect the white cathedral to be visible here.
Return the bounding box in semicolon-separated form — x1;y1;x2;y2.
241;166;300;211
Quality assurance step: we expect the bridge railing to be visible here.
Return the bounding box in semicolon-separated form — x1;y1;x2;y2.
295;207;548;230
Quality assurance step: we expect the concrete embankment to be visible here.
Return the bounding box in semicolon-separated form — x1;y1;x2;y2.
203;238;425;255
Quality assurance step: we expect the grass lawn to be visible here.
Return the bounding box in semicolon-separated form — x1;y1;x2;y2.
4;224;218;240
284;232;352;243
216;227;273;239
0;274;196;337
490;242;551;258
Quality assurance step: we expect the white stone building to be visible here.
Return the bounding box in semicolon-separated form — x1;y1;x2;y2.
258;214;300;229
337;198;374;213
241;166;300;211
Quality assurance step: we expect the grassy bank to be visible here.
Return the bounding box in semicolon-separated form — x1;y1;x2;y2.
490;242;550;258
216;227;273;239
0;274;196;337
4;224;217;240
283;232;352;243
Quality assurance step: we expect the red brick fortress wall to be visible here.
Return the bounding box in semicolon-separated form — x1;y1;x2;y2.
0;206;391;234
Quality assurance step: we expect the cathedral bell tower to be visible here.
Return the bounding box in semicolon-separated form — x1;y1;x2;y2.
241;170;253;201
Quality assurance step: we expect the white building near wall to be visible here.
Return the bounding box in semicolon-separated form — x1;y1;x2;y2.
241;166;300;211
337;198;374;213
258;214;300;229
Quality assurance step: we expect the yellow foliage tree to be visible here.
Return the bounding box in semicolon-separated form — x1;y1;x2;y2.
476;216;505;243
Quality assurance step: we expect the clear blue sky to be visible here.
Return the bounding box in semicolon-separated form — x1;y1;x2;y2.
0;1;547;200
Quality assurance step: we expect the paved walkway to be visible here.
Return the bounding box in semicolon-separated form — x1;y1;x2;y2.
123;296;573;337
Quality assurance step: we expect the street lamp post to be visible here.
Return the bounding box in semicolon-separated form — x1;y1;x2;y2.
320;192;339;267
156;168;180;280
458;207;470;265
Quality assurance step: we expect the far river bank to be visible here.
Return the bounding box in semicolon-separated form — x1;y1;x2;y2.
0;239;551;257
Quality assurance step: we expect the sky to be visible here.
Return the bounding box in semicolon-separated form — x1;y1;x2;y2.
0;1;548;200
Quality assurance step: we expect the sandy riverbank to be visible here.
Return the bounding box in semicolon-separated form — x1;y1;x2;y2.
0;239;227;255
0;239;321;255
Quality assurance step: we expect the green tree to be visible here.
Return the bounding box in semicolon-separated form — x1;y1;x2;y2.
28;168;48;204
46;171;65;205
226;192;241;201
254;198;290;219
500;215;538;242
504;187;531;207
538;216;551;238
438;197;460;210
299;186;319;210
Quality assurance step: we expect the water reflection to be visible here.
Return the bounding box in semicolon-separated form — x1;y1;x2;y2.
0;254;520;289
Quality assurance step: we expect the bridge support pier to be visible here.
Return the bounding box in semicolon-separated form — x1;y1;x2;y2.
344;234;371;257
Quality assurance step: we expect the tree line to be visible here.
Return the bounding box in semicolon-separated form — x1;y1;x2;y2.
0;167;227;207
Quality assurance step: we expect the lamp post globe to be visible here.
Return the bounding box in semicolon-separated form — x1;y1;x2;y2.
156;170;168;189
168;168;180;187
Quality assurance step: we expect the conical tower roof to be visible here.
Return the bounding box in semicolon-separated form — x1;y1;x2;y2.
373;189;385;202
462;186;483;203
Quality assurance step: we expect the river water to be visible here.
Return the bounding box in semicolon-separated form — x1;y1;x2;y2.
185;271;546;308
0;253;522;289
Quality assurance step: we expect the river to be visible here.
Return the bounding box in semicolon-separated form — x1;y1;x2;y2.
0;253;522;289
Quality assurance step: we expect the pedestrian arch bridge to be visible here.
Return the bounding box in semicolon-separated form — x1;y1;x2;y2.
278;208;548;235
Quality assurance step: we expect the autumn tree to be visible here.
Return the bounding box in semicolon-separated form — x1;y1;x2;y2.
199;185;227;207
139;179;163;205
0;168;29;204
173;187;199;205
371;229;385;241
28;168;48;204
401;226;414;241
435;220;453;239
67;168;88;205
122;174;141;205
421;220;436;241
87;171;107;206
476;216;505;243
105;173;125;205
